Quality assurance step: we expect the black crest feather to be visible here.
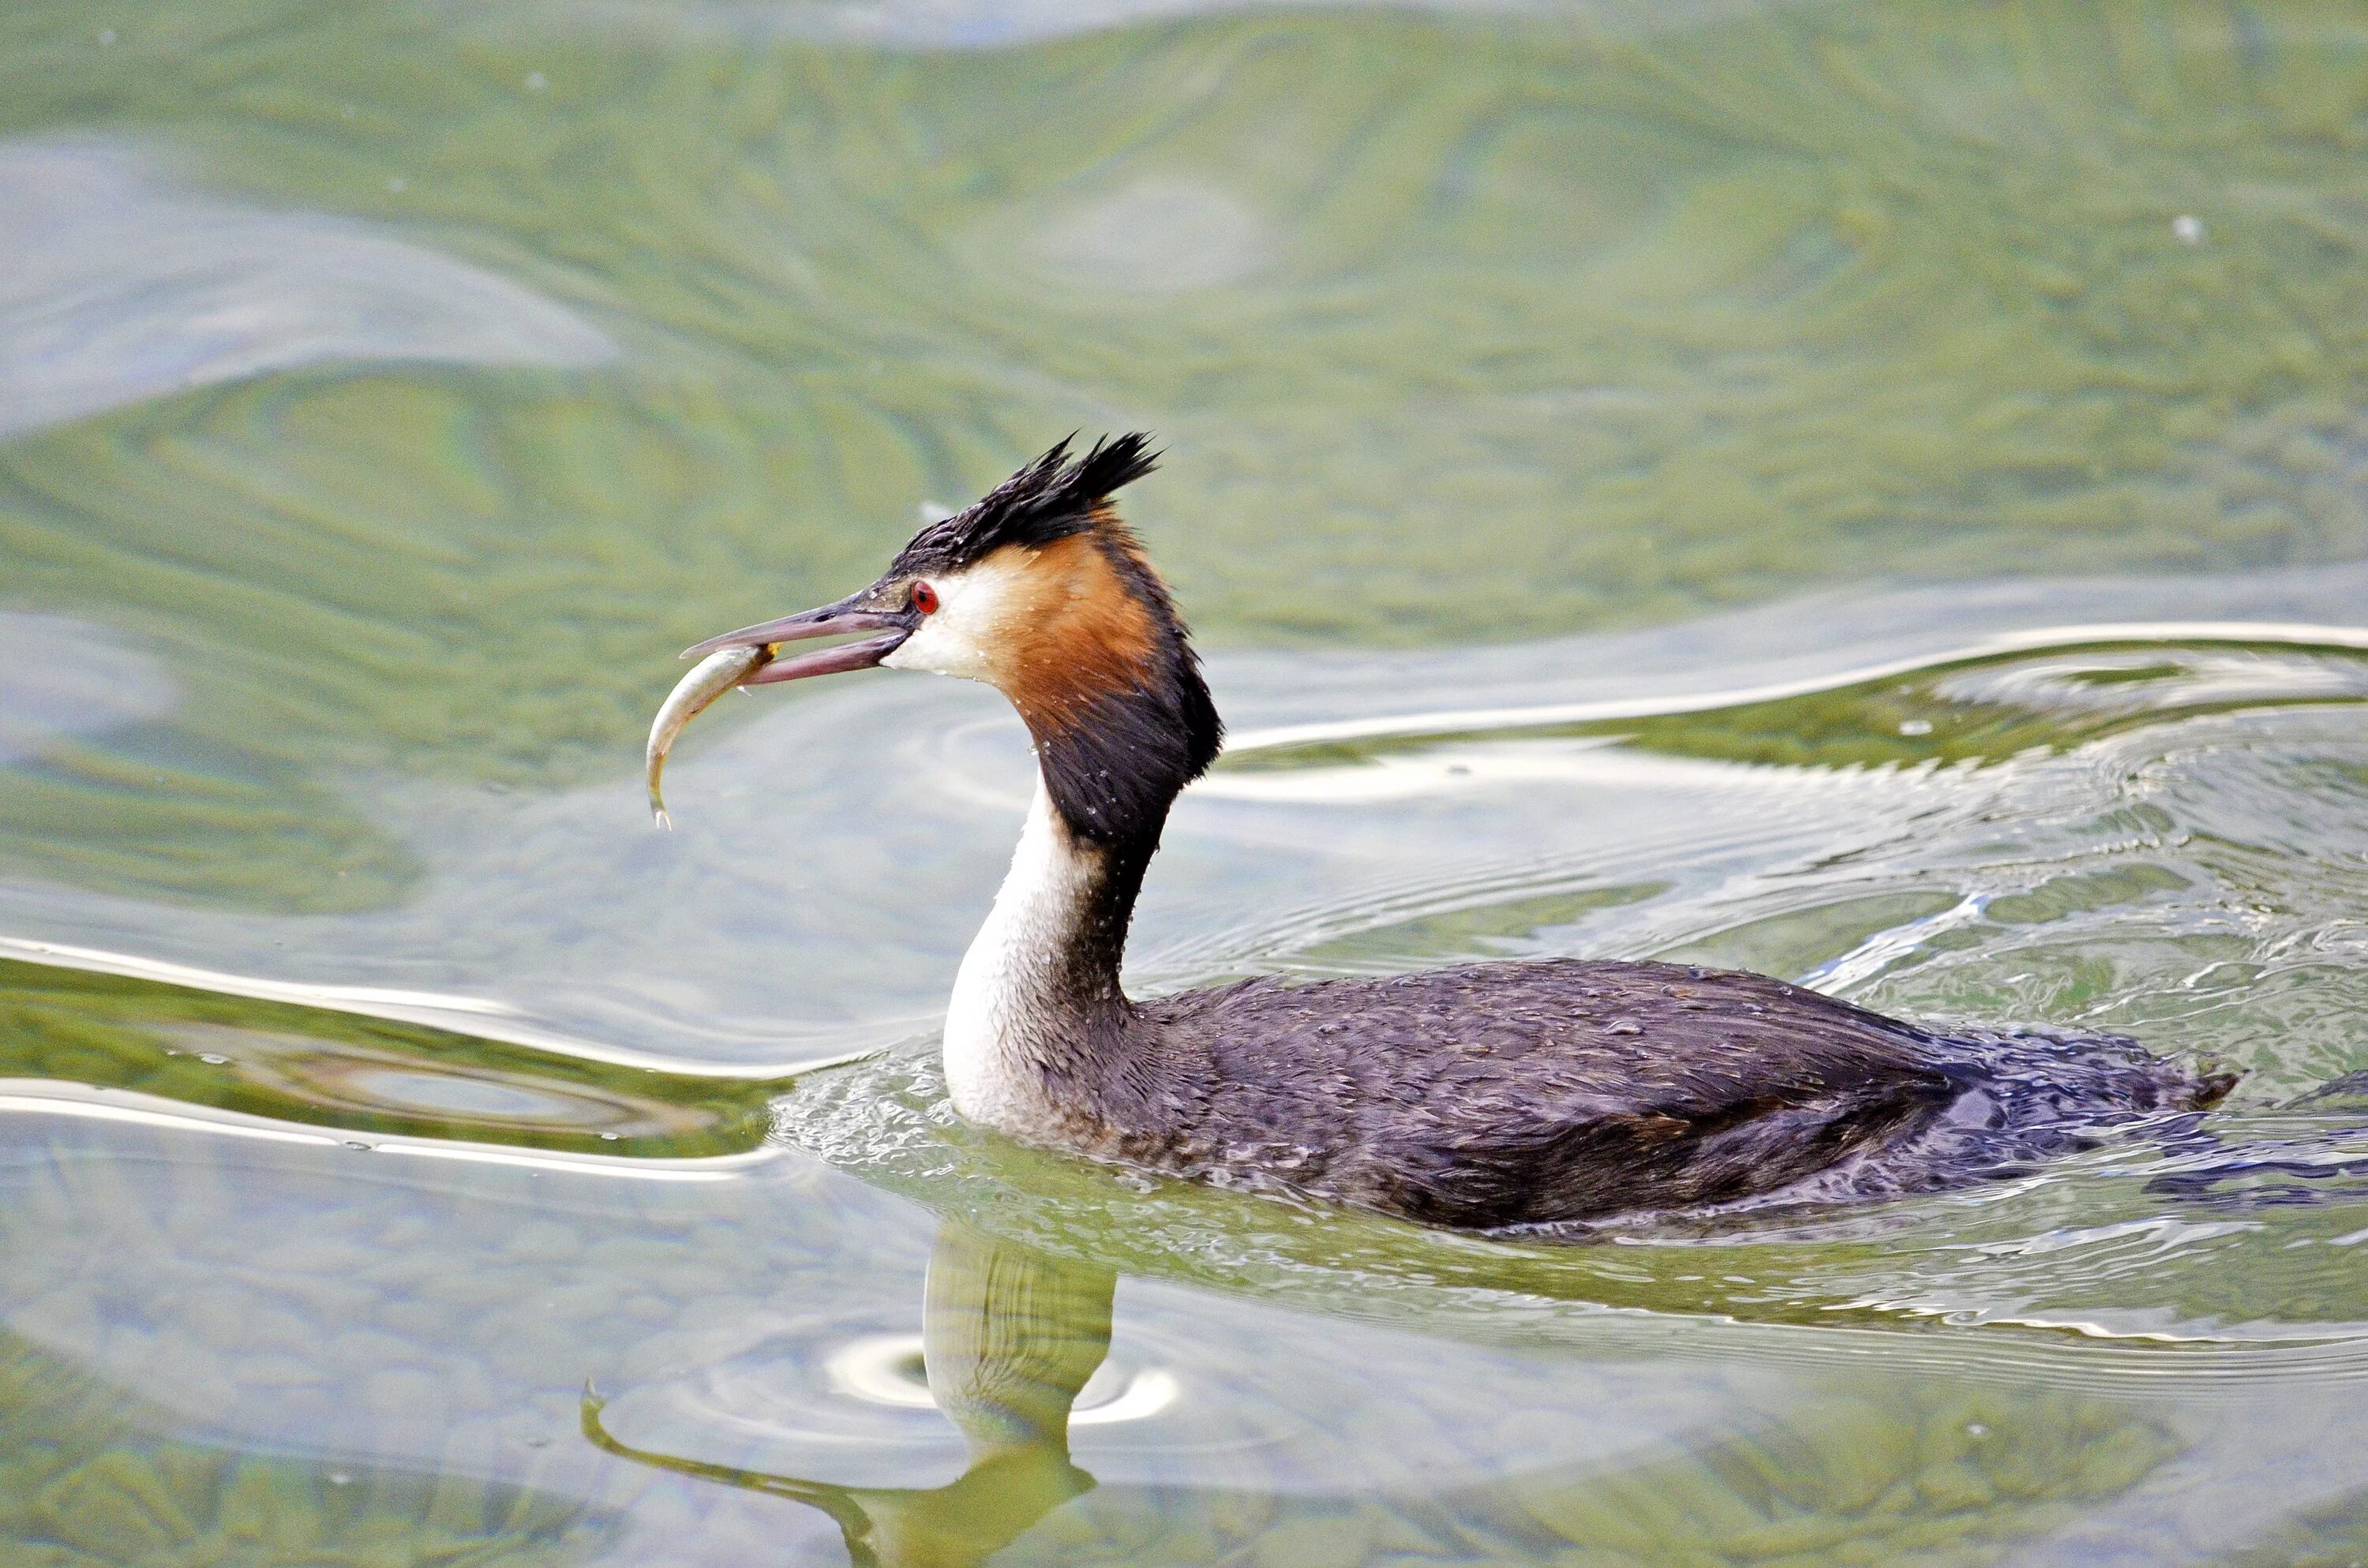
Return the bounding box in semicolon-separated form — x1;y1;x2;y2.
891;433;1160;575
875;431;1216;854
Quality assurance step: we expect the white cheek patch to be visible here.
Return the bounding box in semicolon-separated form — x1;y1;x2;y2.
882;554;1032;683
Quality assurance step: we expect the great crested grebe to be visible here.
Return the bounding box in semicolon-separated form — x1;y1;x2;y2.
667;435;2235;1230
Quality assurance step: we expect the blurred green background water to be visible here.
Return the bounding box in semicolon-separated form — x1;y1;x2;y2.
5;0;2367;906
5;1;2368;1564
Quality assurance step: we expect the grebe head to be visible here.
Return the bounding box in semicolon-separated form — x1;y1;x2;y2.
687;433;1221;844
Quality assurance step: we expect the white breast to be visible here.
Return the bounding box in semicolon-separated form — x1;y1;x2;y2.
942;780;1101;1132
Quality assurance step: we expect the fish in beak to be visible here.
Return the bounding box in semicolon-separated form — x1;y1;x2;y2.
646;587;918;827
680;589;918;679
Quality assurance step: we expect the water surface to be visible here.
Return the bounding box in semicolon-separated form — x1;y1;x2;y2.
5;1;2368;1563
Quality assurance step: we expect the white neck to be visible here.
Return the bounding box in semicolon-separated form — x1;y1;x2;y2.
943;780;1111;1133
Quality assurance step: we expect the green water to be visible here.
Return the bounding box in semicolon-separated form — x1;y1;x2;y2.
5;0;2368;1562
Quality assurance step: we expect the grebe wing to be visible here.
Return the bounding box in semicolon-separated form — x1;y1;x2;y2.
1146;957;1958;1227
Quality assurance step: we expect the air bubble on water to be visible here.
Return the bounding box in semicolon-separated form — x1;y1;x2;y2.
2172;215;2205;245
599;1131;621;1141
198;1053;228;1065
328;1472;352;1486
1898;719;1933;735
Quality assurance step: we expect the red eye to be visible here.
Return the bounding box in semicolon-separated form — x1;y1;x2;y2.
910;580;939;615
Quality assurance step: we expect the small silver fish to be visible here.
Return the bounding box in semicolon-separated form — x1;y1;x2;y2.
646;644;770;829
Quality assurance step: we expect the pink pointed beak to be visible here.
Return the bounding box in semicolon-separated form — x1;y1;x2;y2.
681;594;916;685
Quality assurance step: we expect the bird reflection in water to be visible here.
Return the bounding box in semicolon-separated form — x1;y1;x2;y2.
583;1222;1116;1567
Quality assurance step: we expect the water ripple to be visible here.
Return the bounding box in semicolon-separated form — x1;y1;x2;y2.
0;140;613;438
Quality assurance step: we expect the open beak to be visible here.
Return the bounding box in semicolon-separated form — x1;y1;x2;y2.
681;592;915;685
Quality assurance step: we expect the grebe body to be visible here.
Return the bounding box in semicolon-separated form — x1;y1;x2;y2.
672;436;2233;1230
